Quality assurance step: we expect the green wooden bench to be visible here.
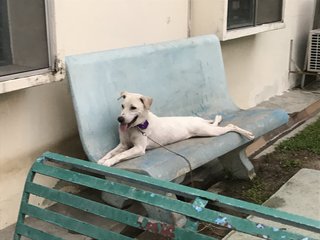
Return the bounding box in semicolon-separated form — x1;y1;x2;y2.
14;152;320;239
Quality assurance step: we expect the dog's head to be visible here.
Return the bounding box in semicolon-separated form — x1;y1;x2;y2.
117;91;153;131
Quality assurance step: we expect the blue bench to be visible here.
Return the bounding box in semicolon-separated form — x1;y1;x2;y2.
66;35;288;182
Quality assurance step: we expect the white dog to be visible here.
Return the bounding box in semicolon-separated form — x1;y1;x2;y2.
98;91;254;167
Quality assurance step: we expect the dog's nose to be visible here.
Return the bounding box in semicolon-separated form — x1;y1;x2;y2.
117;116;125;123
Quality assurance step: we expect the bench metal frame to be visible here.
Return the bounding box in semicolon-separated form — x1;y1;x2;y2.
14;152;320;240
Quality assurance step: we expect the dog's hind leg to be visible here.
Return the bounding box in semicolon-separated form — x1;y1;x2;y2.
209;124;254;140
206;115;222;126
197;122;254;140
212;115;222;126
226;124;254;140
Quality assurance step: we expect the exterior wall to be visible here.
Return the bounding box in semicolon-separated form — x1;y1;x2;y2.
0;0;188;229
54;0;188;56
191;0;315;108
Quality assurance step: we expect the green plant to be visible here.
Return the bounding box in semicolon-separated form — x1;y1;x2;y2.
276;117;320;154
243;178;269;204
279;158;302;170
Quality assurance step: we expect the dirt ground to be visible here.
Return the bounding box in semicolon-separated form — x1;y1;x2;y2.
198;117;320;238
197;150;320;239
218;115;320;204
218;150;320;204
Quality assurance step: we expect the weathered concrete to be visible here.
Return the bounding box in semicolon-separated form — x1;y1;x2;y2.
257;89;320;114
224;169;320;239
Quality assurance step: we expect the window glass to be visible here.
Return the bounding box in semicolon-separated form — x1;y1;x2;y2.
227;0;283;30
256;0;283;25
227;0;255;30
0;0;49;79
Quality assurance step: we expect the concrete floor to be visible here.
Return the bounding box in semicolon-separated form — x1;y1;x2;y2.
256;88;319;114
1;88;319;239
224;168;320;240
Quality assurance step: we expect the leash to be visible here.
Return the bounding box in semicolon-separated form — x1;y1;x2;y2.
137;128;195;187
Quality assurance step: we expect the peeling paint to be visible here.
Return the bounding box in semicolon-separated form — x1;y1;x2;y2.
0;70;64;94
192;197;207;213
214;216;231;228
137;216;175;238
256;223;265;229
193;205;203;212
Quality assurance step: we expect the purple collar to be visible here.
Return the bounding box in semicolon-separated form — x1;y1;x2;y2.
137;120;149;130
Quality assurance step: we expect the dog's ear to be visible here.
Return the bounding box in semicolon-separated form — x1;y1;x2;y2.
140;96;153;110
119;91;128;100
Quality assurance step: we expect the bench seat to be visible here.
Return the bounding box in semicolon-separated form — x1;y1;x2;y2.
66;35;288;181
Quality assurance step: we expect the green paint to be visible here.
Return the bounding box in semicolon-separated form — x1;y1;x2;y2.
13;152;320;240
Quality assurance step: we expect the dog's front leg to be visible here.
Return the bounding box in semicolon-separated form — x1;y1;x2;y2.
97;144;128;164
101;145;146;167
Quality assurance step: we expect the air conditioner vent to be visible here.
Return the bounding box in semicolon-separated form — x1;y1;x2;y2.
307;29;320;72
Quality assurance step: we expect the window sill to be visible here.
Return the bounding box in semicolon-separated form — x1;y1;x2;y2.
0;70;64;94
221;22;286;41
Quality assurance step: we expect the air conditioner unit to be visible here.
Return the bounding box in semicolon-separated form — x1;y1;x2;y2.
307;29;320;73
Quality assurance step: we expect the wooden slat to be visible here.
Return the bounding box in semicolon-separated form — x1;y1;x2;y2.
20;202;132;240
42;151;320;233
14;223;62;240
31;162;315;240
25;182;215;240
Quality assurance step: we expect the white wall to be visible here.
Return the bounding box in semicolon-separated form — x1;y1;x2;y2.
192;0;315;108
54;0;188;56
222;0;315;108
0;0;188;229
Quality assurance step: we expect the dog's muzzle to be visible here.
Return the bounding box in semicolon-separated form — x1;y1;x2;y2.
117;116;125;123
118;115;138;131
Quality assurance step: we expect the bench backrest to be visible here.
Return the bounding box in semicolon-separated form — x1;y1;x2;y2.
66;35;238;161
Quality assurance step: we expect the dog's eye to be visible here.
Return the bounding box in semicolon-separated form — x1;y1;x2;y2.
130;106;137;110
121;104;124;109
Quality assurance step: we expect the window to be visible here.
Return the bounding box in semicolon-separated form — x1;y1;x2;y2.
227;0;283;30
0;0;51;80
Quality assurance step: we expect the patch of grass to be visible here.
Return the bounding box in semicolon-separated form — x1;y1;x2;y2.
243;178;269;204
279;158;302;170
276;117;320;154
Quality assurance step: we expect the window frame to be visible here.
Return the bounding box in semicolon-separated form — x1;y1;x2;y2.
0;0;57;83
223;0;285;40
227;0;284;31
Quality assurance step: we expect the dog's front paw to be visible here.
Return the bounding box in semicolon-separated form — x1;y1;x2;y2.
97;158;106;165
102;159;118;167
